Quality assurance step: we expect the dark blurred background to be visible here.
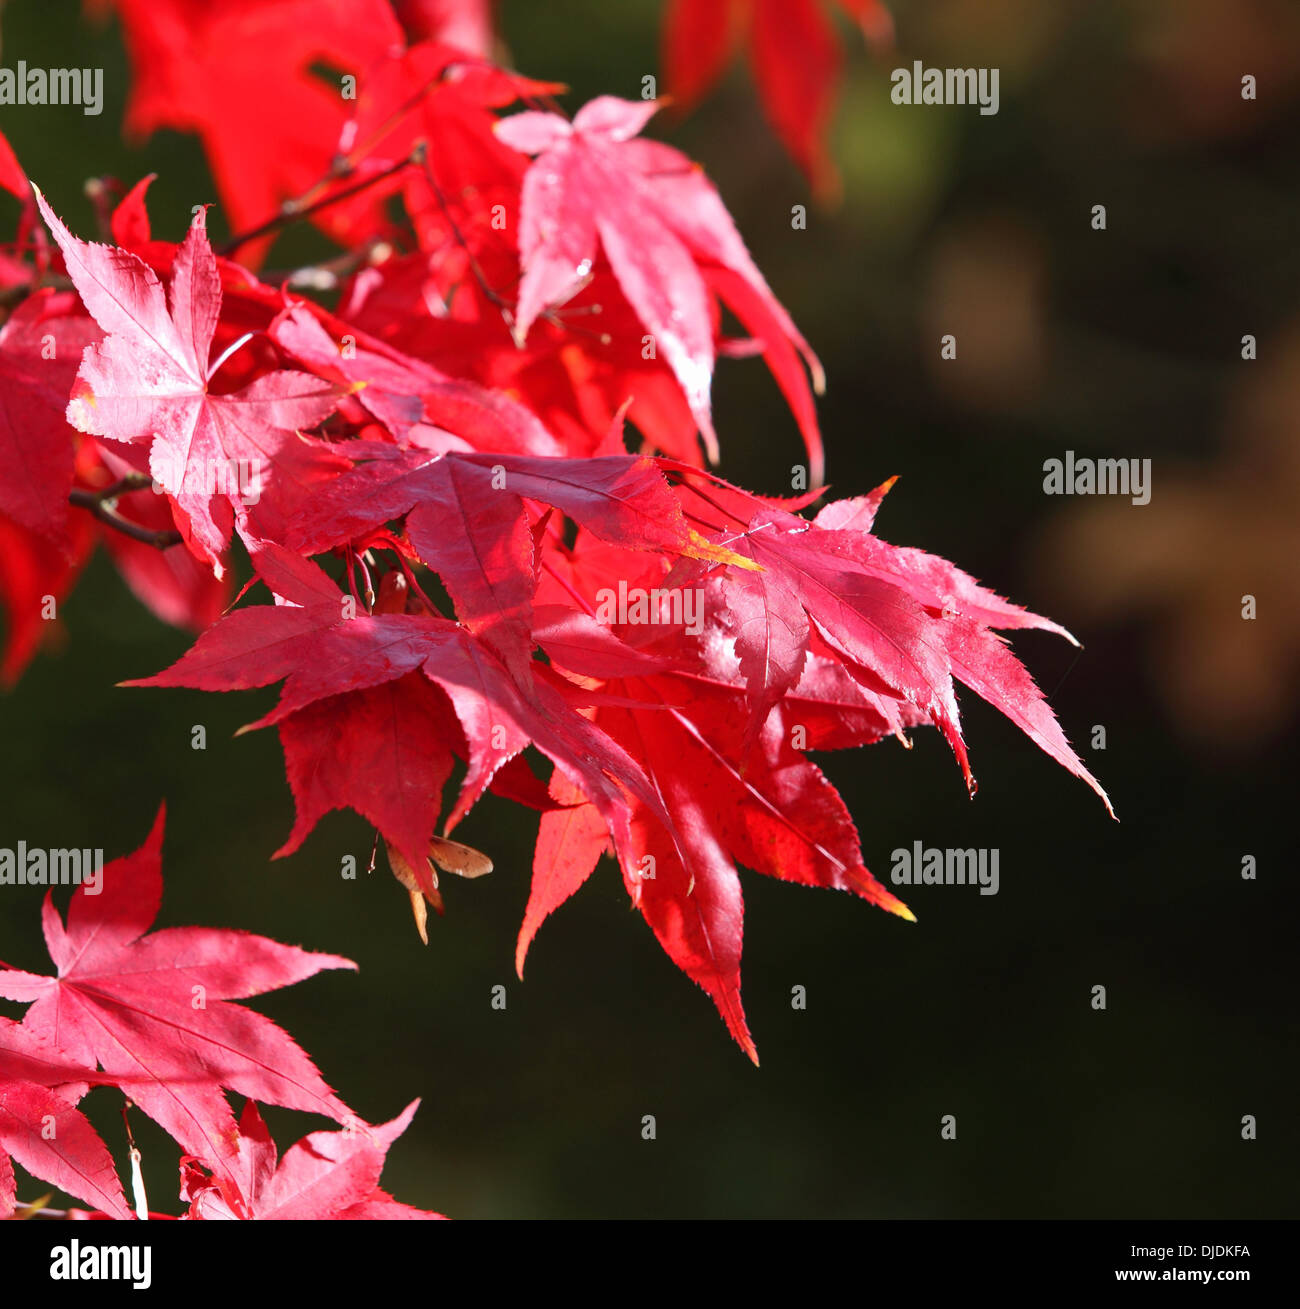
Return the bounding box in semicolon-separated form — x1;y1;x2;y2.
1;0;1296;1217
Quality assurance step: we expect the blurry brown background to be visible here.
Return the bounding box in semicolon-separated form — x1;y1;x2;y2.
0;0;1296;1217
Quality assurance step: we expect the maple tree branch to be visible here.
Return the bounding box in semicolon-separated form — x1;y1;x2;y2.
217;148;425;258
69;474;184;549
89;471;154;499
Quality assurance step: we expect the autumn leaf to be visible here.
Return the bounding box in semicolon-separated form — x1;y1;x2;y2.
0;1080;132;1221
0;808;357;1184
180;1098;443;1219
0;1019;133;1220
35;193;344;572
126;540;679;876
662;0;895;197
0;290;100;539
495;96;824;478
97;0;405;262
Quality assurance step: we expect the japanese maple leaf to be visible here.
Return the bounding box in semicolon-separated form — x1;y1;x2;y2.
521;538;922;1060
35;192;343;572
757;522;1108;805
0;808;357;1184
664;467;1113;810
92;0;404;262
0;128;26;201
278;445;749;679
270;304;559;455
127;541;676;883
522;666;915;1063
662;0;895;197
0;290;101;539
180;1098;443;1219
494;97;824;480
0;1019;132;1220
515;481;1110;1057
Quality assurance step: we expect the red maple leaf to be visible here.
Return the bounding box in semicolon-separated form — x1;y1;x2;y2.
519;649;918;1062
0;290;100;539
180;1098;443;1219
0;808;358;1185
662;0;895;197
92;0;405;262
126;539;680;885
0;184;226;679
35;192;344;572
0;1019;132;1220
495;96;825;479
504;467;1111;1057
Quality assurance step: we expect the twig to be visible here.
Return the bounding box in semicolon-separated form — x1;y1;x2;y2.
69;475;183;550
218;148;425;258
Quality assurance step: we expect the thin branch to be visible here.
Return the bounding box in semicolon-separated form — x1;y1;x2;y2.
89;471;154;499
69;475;183;550
218;147;425;258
